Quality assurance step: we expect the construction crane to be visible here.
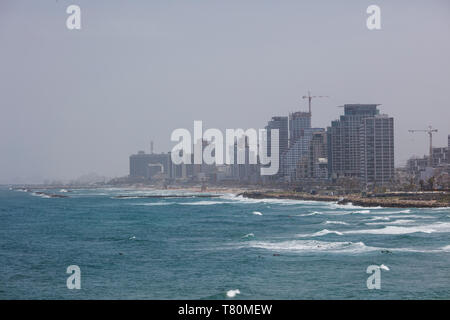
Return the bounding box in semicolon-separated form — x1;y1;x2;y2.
408;126;438;167
302;90;329;116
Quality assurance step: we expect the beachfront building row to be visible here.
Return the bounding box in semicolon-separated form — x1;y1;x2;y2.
266;104;395;188
128;104;395;188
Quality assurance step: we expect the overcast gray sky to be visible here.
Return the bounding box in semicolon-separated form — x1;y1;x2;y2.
1;0;449;183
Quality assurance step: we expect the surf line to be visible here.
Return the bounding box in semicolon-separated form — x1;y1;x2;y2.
178;304;213;318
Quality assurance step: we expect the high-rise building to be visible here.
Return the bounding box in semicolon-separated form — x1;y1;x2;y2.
328;104;394;187
327;104;380;179
360;114;395;187
283;128;324;181
296;131;328;180
309;131;328;179
289;112;311;147
231;136;260;183
265;116;288;178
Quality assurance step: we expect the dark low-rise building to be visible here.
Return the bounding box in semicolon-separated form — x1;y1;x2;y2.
129;151;171;179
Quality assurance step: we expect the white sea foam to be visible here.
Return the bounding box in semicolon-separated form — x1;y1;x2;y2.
31;192;52;199
320;210;369;216
310;229;344;237
242;233;255;238
365;219;416;226
367;216;391;221
345;222;450;235
313;210;352;216
347;226;432;235
377;209;411;214
226;289;240;298
113;189;215;198
387;214;434;219
132;202;175;206
248;240;379;254
394;245;450;253
329;202;382;210
324;220;349;225
380;264;390;271
244;239;450;254
113;196;142;199
224;194;320;206
432;207;450;211
297;211;321;217
180;201;224;206
252;211;263;215
370;209;413;215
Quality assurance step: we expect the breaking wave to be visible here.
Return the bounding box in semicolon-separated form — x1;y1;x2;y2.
345;222;450;235
226;289;240;298
242;239;450;254
223;194;321;206
329;202;383;210
297;211;321;216
387;215;434;220
31;192;52;199
131;202;175;206
180;201;225;206
324;220;349;225
365;219;416;226
298;229;344;237
247;240;379;254
367;216;390;221
312;229;343;236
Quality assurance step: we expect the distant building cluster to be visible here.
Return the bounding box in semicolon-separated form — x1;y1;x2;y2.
128;103;402;190
268;104;395;189
128;138;261;184
406;134;450;187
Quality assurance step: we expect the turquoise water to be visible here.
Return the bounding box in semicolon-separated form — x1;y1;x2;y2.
1;187;449;299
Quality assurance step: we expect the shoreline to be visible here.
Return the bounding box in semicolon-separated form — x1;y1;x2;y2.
7;185;449;208
238;191;450;208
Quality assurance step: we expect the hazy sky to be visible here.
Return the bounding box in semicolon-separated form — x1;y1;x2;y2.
1;0;449;183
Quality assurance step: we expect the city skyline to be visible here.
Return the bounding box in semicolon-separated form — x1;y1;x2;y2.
127;103;400;189
1;1;450;304
1;0;450;183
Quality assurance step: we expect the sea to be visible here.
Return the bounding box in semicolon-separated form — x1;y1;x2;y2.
1;186;449;299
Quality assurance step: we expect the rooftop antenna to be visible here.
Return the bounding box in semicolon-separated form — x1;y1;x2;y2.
150;141;154;154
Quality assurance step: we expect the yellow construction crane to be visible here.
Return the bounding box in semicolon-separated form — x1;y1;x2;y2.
408;126;438;167
302;90;329;116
